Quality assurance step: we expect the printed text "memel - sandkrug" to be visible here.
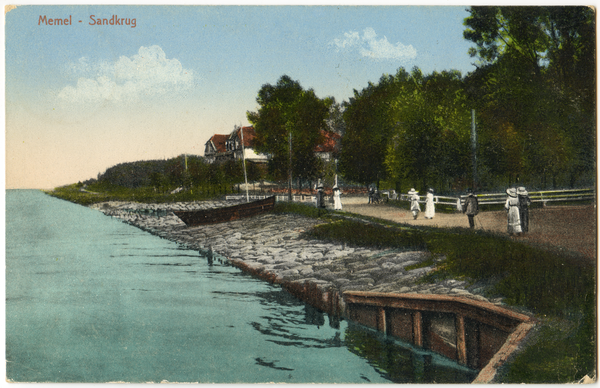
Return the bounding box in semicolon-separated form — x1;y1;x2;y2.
38;15;137;28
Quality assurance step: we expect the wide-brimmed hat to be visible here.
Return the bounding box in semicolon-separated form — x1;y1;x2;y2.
506;188;517;197
408;188;418;195
428;188;434;193
517;187;528;196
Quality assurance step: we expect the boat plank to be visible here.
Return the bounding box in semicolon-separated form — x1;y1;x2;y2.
173;196;276;226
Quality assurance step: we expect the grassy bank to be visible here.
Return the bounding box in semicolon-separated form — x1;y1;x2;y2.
276;202;595;383
46;183;233;206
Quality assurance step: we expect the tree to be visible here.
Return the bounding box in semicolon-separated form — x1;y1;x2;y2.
384;69;471;192
247;75;332;186
463;6;595;188
150;171;167;193
339;71;407;188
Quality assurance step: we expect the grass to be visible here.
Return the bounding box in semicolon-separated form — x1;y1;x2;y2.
306;219;426;251
291;208;596;383
46;183;230;206
272;201;332;219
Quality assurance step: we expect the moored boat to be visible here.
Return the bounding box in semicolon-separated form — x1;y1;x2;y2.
173;196;276;227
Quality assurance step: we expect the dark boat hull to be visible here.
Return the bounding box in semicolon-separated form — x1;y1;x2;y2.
173;196;276;227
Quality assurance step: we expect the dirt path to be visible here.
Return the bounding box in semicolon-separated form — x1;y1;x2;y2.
342;197;596;260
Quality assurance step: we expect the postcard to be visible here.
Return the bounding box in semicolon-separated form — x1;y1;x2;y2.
5;4;596;384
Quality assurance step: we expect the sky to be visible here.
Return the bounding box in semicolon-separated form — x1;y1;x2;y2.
5;4;481;189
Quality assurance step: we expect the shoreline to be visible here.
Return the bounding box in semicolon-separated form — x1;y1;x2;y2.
91;199;538;382
91;200;494;305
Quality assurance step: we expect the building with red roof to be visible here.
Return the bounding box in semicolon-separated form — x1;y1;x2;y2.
205;126;342;165
204;126;268;164
315;130;341;161
204;134;229;163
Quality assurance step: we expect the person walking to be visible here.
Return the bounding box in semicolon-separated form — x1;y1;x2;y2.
368;186;374;204
517;186;531;233
333;185;342;210
425;188;435;219
408;188;420;220
505;187;522;235
315;180;325;209
456;197;463;212
462;189;479;229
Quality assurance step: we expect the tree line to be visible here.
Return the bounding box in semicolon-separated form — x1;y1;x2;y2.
88;156;264;195
338;6;595;193
247;6;594;194
89;6;594;195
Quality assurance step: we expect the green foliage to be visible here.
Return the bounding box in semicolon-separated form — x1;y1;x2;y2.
341;68;472;193
304;216;593;319
247;75;332;182
48;183;231;205
307;219;426;250
340;7;594;192
99;159;169;188
273;201;329;219
339;72;403;187
92;154;261;195
298;213;595;383
499;314;596;383
463;6;596;189
149;171;168;193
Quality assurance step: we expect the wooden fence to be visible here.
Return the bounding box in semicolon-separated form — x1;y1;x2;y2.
396;188;594;208
226;194;319;203
227;188;594;208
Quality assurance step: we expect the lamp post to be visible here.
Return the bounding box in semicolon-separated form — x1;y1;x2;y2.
240;126;249;202
288;131;292;201
471;110;477;191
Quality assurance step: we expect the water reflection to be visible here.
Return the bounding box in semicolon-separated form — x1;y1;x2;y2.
224;282;477;384
345;322;478;383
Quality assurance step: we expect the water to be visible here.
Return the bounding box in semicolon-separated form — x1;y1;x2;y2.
6;190;477;383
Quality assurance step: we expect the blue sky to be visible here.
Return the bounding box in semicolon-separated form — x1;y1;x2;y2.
6;4;478;188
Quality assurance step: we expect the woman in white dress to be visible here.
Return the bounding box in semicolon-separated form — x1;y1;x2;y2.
505;187;522;235
425;188;435;219
408;188;420;219
333;185;342;210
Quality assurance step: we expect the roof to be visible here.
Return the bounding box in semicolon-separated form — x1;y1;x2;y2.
231;126;256;148
208;134;229;153
315;130;341;153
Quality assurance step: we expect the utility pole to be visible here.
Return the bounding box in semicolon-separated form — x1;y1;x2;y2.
240;126;249;202
288;131;292;201
471;109;477;191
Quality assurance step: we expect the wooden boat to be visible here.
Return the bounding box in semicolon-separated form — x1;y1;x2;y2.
173;196;276;227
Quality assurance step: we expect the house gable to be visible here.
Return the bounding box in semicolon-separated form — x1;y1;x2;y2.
315;130;341;161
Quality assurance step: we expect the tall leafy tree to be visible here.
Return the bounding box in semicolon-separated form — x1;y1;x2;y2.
385;68;472;192
463;6;595;188
339;71;406;188
247;75;331;183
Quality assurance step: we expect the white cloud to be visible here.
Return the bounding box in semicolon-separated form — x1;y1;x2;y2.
58;45;193;104
331;27;417;61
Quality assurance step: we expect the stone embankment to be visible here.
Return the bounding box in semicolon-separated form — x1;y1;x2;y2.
91;200;499;315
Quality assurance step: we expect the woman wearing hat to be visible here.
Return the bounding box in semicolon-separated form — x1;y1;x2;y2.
408;188;420;219
425;188;435;219
505;188;522;235
517;187;531;233
315;180;325;209
333;185;342;210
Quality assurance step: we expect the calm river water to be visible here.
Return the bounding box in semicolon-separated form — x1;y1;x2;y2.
6;190;477;383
